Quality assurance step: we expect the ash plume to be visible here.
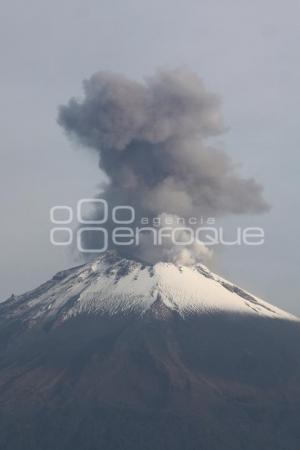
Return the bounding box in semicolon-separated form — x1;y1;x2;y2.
58;68;269;264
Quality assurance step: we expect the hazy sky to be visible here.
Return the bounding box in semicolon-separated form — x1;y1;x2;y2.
0;0;299;313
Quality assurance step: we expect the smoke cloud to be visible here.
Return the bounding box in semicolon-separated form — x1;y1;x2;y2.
58;68;269;264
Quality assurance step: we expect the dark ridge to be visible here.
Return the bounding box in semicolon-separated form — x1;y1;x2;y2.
195;265;214;279
52;264;85;281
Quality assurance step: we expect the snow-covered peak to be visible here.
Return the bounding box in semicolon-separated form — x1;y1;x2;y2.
2;252;298;323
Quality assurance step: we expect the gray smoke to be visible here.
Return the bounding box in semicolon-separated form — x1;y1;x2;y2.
58;68;269;264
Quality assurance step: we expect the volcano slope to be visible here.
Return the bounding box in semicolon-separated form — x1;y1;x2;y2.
0;253;300;450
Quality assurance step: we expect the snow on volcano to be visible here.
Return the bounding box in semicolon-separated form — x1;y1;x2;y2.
2;252;297;325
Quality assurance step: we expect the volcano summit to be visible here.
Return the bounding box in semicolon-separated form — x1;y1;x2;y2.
1;252;300;450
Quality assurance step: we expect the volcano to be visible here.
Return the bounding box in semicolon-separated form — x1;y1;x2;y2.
1;252;300;450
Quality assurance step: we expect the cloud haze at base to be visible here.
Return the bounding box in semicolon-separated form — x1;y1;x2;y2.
58;68;269;265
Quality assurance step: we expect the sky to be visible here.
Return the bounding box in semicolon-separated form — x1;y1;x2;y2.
0;0;299;313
